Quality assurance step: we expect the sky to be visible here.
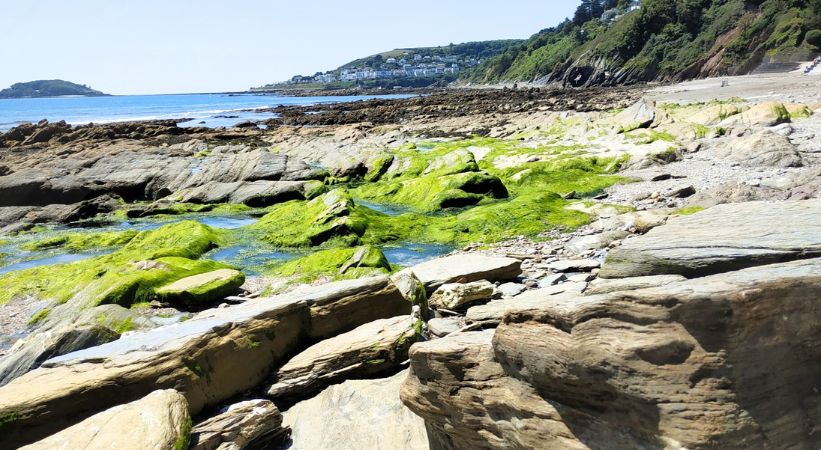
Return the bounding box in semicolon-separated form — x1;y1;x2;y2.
1;1;580;95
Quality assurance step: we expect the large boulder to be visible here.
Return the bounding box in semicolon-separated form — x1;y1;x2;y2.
600;199;821;278
714;131;803;168
190;399;289;450
614;99;656;132
155;268;245;306
408;254;521;293
402;258;821;449
0;275;411;448
284;370;429;450
21;389;190;450
267;316;419;399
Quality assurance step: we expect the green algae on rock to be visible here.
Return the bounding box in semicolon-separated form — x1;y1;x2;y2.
251;189;366;248
21;230;139;252
156;268;245;306
268;246;392;284
0;221;231;307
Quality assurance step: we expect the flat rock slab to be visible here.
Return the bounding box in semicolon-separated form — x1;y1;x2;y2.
266;315;417;399
284;370;429;450
585;274;686;295
600;199;821;278
466;282;588;323
21;389;189;450
410;254;521;292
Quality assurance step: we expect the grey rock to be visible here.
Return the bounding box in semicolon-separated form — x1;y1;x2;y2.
428;317;464;337
600;199;821;278
402;258;821;449
21;390;190;450
497;282;526;297
0;276;411;448
714;131;803;168
537;273;566;288
585;274;687;295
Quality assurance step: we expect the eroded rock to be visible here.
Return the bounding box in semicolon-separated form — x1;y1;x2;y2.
21;389;190;450
190;399;289;450
403;258;821;449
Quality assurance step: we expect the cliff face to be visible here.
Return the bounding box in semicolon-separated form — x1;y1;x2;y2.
0;80;108;99
467;0;821;87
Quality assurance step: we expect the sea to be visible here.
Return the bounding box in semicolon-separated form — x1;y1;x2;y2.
0;92;414;132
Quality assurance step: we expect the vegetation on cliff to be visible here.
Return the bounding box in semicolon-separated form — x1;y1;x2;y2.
466;0;821;85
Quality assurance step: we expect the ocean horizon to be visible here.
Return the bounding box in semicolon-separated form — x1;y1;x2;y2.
0;92;413;132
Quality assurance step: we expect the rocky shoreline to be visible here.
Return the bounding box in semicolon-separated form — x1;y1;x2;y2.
0;74;819;449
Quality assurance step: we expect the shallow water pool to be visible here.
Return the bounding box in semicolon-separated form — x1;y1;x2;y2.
383;244;453;267
0;251;111;275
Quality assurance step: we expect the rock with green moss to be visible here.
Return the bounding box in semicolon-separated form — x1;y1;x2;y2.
20;389;190;450
390;269;430;320
268;246;391;284
266;315;420;399
718;101;791;128
0;221;227;307
155;268;244;306
21;230;139;252
0;276;411;447
252;189;366;247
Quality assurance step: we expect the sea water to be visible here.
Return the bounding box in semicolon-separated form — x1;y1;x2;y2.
0;92;413;131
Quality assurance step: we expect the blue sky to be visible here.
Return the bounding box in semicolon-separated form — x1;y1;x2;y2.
2;1;580;95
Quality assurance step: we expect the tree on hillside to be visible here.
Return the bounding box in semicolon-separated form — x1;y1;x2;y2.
573;0;605;25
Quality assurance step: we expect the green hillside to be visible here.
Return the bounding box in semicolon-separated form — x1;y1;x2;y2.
466;0;821;86
340;40;522;69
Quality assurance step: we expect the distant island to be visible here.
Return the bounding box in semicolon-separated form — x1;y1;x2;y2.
0;80;109;99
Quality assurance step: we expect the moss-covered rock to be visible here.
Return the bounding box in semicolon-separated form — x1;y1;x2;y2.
155;268;245;306
268;246;392;283
252;189;367;247
21;230;139;252
354;171;508;212
0;221;230;307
